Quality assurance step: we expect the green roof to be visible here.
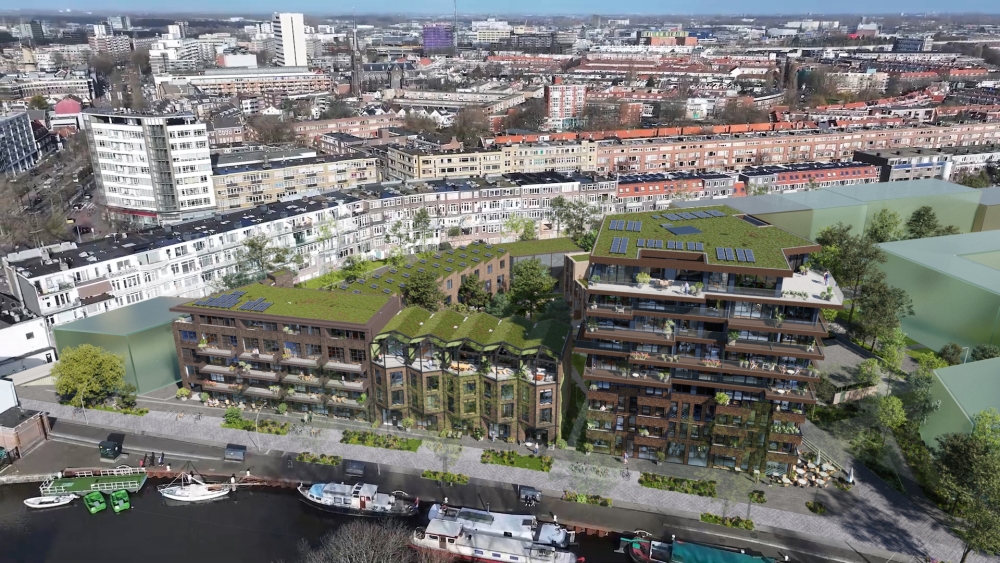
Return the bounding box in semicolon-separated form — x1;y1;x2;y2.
504;237;583;257
187;284;391;325
591;205;813;270
570;253;591;262
880;231;1000;295
54;297;190;335
379;306;570;355
324;242;509;296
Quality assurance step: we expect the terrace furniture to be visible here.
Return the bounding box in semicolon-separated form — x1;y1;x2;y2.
781;477;792;486
797;479;808;487
615;306;625;313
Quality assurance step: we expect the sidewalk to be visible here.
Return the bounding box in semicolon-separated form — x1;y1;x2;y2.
19;395;989;563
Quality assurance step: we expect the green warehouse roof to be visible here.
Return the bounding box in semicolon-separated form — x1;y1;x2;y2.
54;297;191;335
880;231;1000;295
186;284;392;325
921;357;1000;445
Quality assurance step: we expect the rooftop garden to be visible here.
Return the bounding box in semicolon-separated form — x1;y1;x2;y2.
378;306;570;356
187;284;391;325
591;205;815;270
504;237;583;257
323;241;510;297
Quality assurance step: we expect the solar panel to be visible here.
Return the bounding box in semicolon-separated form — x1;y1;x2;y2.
420;259;428;263
651;214;661;219
665;214;682;221
666;226;703;236
195;300;207;306
693;211;711;219
619;238;630;255
667;241;675;249
660;223;672;229
696;243;704;251
678;212;697;220
459;262;467;267
372;274;381;279
383;289;391;294
232;290;246;296
385;278;394;283
654;240;663;249
389;268;398;273
717;247;726;260
725;248;736;261
417;268;425;273
610;237;621;254
736;248;747;262
745;249;756;263
402;273;410;278
636;239;645;248
445;267;453;272
370;284;379;289
616;220;625;230
634;221;642;231
708;210;726;217
339;284;349;290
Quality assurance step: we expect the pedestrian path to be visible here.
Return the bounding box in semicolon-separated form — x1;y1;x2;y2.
22;397;991;562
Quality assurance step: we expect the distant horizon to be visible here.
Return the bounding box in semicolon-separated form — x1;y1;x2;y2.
3;2;1000;18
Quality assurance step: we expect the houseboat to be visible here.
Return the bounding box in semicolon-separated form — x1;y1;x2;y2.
626;535;776;563
298;481;418;516
412;520;583;563
428;504;575;548
39;466;147;496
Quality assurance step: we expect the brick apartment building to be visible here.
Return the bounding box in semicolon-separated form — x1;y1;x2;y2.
573;205;839;475
170;242;569;442
738;162;880;193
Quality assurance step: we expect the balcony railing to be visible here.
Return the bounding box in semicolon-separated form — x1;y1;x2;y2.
240;350;277;362
281;355;320;368
199;346;235;358
727;339;823;358
324;359;364;372
326;378;366;391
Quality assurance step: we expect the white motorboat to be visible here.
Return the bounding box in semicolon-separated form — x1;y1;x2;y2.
157;472;232;502
412;522;583;563
428;504;575;548
24;495;76;509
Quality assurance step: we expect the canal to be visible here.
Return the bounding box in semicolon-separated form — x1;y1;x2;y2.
0;481;629;563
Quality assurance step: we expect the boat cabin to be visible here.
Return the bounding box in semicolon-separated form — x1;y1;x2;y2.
422;520;567;562
429;504;573;547
305;482;396;512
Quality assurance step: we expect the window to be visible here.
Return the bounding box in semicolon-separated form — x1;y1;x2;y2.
427;394;440;409
391;390;404;405
25;332;34;340
180;330;197;342
540;408;552;422
501;403;514;418
501;384;514;400
349;349;367;363
520;404;530;422
427;376;439;390
464;381;476;393
539;390;552;404
447;279;453;290
483;381;492;398
390;371;404;386
464;399;477;414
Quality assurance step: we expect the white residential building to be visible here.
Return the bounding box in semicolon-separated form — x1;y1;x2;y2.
81;109;215;226
0;112;38;176
0;296;54;376
273;13;308;67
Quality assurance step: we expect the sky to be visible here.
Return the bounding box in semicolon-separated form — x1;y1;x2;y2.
2;0;998;16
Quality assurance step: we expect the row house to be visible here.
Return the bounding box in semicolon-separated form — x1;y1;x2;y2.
738;162;880;193
572;205;841;476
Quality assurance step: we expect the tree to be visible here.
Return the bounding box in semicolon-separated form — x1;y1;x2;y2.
819;225;887;325
319;100;356;120
412;208;432;252
877;326;909;374
885;75;901;97
458;274;490;309
449;108;489;147
248;115;295;144
563;199;600;241
906;206;960;239
956;170;992;189
506;98;546;131
855;273;913;349
972;408;1000;452
864;209;902;244
52;345;127;407
485;291;512;317
874;395;906;443
903;356;944;424
255;50;272;67
51;52;65;68
940;342;965;365
936;430;998;514
658;101;686;124
341;255;373;283
130;49;151;75
972;344;1000;362
295;519;444;563
855;358;882;388
957;496;1000;563
402;269;445;311
549;196;569;236
404;113;438;134
510;258;556;319
813;223;853;279
28;95;49;110
239;232;291;277
89;53;115;75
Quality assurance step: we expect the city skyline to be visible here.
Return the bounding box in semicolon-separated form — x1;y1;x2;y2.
3;2;1000;16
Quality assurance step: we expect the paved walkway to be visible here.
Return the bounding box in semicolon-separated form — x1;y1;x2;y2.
19;395;994;563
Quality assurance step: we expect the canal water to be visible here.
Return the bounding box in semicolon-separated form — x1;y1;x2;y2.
0;481;628;563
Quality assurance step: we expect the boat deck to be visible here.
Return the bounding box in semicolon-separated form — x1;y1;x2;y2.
40;468;148;495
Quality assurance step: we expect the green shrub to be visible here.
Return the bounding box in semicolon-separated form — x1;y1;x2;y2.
806;501;827;515
700;513;754;530
341;430;422;451
223;407;243;425
749;490;766;504
480;449;553;471
176;388;191;399
562;490;612;507
421;470;470;485
296;452;342;466
277;403;288;414
199;392;210;402
639;473;717;497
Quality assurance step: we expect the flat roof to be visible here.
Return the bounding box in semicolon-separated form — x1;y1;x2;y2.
880;231;1000;295
592;205;815;270
504;238;582;257
184;284;392;325
932;357;1000;422
53;297;191;335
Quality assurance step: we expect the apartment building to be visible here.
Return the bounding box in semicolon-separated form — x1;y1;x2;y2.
382;140;598;181
938;144;1000;176
0;112;39;175
387;90;526;114
205;116;244;148
0;71;97;102
153;68;331;98
574;206;839;474
292;114;405;143
273;13;308;67
545;83;588;130
211;148;378;210
2;172;617;327
738;162;880;193
852;148;952;182
81;109;215;225
616;172;740;203
88;34;132;60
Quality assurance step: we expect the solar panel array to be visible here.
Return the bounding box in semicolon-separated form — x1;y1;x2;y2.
662;209;726;221
196;290;273;313
237;297;274;313
610;237;630;254
715;247;756;263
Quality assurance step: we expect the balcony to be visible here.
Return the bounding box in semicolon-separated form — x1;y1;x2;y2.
245;368;279;382
727;339;824;360
282;373;323;386
199;346;235;358
588;280;704;302
200;380;239;393
240;350;276;362
324;359;364;372
327;396;362;408
726;315;825;335
765;384;816;403
200;364;233;376
243;386;280;399
285;391;324;404
282;356;320;368
375;354;407;368
326;378;366;391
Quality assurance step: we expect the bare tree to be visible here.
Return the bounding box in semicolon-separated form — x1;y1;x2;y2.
295;520;453;563
247;115;295;144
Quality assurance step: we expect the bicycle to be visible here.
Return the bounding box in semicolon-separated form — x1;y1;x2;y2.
194;412;202;421
621;468;632;480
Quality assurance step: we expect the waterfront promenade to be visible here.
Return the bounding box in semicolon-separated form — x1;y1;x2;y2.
11;395;984;563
